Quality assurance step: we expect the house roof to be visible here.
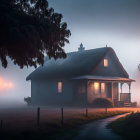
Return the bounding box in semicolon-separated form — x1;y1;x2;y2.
72;75;135;82
26;47;129;80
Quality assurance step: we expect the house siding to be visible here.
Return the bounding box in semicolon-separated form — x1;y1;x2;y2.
72;80;87;106
31;79;119;106
91;51;128;78
31;79;73;105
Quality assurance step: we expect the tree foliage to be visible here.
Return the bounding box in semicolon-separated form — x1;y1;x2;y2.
0;0;71;68
138;64;140;71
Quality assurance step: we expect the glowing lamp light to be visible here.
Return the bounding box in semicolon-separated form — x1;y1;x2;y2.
94;82;99;90
101;83;105;92
0;77;14;91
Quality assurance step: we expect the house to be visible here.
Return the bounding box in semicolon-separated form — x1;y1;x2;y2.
26;45;135;107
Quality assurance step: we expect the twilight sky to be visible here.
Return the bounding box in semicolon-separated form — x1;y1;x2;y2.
0;0;140;106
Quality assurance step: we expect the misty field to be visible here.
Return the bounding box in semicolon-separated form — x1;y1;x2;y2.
0;107;139;140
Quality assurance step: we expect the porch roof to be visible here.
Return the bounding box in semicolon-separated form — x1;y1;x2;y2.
72;75;135;82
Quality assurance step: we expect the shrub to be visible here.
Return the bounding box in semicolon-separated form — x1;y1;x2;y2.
24;97;31;105
92;98;114;108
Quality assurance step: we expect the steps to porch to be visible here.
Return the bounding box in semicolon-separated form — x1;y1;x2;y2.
114;100;137;107
123;102;132;107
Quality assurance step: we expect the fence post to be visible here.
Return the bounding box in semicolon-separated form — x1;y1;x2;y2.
37;107;40;127
0;120;3;129
86;108;88;117
61;107;63;126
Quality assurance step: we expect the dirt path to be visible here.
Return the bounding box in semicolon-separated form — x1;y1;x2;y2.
72;113;129;140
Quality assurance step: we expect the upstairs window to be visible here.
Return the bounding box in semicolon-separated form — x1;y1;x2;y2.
58;82;62;93
104;59;108;67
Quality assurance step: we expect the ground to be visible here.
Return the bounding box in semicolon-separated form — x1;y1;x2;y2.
0;107;138;140
108;111;140;140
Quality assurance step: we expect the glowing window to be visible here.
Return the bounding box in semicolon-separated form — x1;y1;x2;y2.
58;82;62;93
104;59;108;67
94;82;99;93
101;83;105;93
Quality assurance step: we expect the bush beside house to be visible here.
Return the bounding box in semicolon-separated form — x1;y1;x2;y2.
92;98;114;108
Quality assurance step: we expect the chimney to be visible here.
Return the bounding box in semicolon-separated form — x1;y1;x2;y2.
78;43;85;51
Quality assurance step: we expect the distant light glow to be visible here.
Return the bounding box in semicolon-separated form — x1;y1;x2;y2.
0;77;14;91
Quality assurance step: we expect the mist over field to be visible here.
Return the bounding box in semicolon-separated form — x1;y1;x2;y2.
0;0;140;106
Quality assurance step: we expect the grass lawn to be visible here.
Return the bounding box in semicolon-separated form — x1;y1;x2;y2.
0;107;136;140
108;112;140;140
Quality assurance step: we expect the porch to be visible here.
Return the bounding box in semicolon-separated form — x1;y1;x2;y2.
73;75;135;107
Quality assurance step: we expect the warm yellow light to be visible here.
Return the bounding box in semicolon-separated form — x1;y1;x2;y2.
58;82;62;93
104;59;108;67
94;82;99;90
8;82;13;88
101;83;105;93
0;77;14;91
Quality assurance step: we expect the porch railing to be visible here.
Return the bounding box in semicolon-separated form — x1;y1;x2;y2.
120;93;131;102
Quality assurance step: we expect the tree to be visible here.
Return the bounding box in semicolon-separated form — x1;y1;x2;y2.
0;0;71;68
138;64;140;70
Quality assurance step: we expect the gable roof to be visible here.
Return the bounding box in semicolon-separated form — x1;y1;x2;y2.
26;47;128;80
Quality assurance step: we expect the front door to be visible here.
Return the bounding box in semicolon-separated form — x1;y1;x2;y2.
106;83;112;98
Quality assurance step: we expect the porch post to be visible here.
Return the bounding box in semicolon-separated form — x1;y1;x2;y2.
127;82;131;102
120;83;124;93
118;83;120;101
120;83;124;101
111;82;114;100
128;82;131;93
85;80;88;107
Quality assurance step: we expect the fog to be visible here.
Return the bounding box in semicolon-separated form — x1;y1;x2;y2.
0;0;140;106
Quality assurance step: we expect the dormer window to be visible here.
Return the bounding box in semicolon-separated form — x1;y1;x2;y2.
58;82;62;93
104;59;108;67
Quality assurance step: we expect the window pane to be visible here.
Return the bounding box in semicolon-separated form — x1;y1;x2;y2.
104;59;108;67
94;82;99;93
101;83;105;93
58;82;62;93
